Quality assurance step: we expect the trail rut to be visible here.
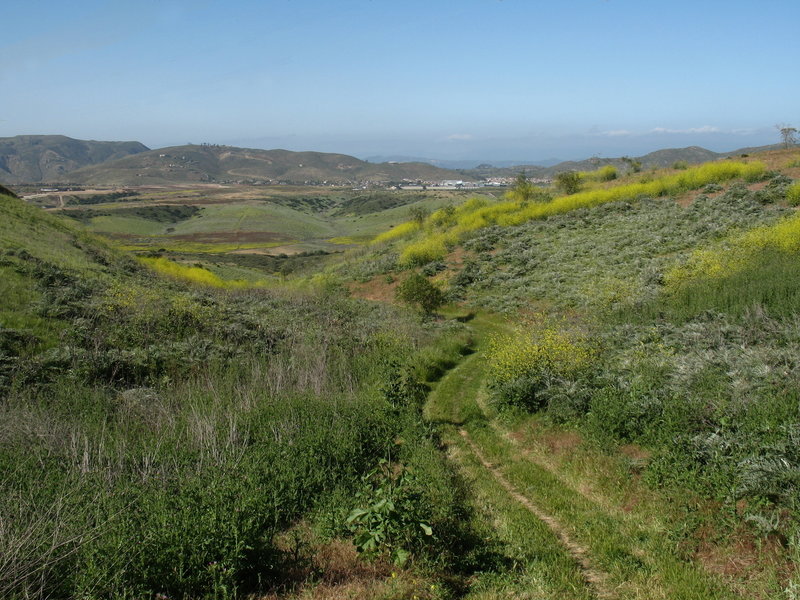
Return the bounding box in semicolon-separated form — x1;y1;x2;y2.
458;428;615;599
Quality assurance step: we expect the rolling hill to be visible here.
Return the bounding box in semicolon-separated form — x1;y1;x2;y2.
66;144;465;186
462;144;782;179
0;135;149;184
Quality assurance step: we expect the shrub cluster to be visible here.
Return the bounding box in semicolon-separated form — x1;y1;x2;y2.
486;321;595;411
369;160;767;268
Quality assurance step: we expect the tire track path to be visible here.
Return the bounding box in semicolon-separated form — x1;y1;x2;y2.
458;427;614;599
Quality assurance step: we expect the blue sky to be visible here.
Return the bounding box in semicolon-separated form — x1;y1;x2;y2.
2;0;798;163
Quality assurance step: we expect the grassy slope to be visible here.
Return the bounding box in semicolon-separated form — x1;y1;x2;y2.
0;192;487;599
340;149;800;598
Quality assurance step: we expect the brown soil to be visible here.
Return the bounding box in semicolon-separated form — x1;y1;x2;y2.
231;245;304;256
348;275;401;303
619;444;652;462
168;231;291;243
258;536;439;600
543;430;583;453
694;526;794;595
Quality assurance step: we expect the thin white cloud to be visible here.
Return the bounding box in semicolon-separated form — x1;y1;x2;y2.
446;133;473;141
651;125;720;134
600;129;634;137
597;125;726;137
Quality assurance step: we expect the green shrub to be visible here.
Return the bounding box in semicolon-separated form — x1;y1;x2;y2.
396;273;445;314
486;323;595;411
554;170;582;195
346;460;434;566
787;182;800;206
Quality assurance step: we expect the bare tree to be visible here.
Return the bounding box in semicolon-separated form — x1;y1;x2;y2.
776;124;798;149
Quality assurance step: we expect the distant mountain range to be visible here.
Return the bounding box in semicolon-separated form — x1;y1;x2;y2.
0;135;148;184
0;135;783;186
64;144;460;186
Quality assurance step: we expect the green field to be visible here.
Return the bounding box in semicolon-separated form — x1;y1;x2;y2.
53;186;486;279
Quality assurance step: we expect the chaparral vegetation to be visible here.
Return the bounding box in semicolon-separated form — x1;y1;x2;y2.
3;146;800;599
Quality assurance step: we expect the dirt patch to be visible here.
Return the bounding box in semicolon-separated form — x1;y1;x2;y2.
169;231;291;243
348;275;401;303
542;430;583;454
619;444;651;461
259;533;439;600
674;183;732;206
694;528;794;590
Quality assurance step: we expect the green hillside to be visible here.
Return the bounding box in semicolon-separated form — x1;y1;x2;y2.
5;147;800;599
0;191;482;599
336;148;800;598
0;135;148;183
51;185;478;281
66;144;466;186
462;143;781;180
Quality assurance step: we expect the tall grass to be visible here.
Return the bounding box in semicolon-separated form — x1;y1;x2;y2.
0;266;475;597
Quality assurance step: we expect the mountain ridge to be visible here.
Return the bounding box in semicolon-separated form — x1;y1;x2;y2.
64;144;463;186
0;135;149;184
0;133;784;186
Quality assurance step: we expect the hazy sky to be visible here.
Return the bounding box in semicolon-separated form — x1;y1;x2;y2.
2;0;798;162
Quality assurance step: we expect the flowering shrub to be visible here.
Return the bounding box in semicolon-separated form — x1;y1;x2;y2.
372;160;766;267
486;322;595;411
665;209;800;288
139;257;251;288
372;220;421;244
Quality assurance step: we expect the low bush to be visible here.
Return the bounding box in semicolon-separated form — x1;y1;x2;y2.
486;321;595;411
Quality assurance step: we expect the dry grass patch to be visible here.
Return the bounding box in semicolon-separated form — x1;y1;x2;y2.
348;275;401;303
259;535;440;600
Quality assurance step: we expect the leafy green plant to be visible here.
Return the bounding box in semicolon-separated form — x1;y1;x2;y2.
396;273;445;314
554;170;582;195
346;460;433;566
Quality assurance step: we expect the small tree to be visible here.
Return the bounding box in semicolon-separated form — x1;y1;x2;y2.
507;171;550;204
396;273;445;314
409;205;430;225
554;170;582;195
510;171;535;203
776;124;798;149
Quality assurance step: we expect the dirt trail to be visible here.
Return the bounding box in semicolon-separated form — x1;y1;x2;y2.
458;428;614;599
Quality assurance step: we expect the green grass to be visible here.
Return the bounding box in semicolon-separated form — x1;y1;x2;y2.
664;245;800;319
468;423;737;599
90;214;172;235
0;192;483;598
450;429;594;600
457;188;786;313
424;312;740;599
